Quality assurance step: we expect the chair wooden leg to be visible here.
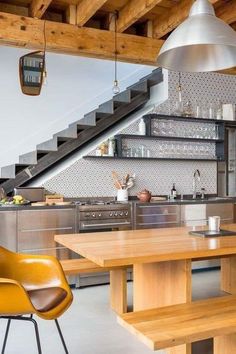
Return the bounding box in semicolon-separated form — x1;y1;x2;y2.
55;319;69;354
2;319;11;354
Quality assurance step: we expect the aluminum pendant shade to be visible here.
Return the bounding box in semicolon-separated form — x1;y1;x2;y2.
157;0;236;72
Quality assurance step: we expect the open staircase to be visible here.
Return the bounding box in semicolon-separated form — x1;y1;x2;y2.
0;68;163;194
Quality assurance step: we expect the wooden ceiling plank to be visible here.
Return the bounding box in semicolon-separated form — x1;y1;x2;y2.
215;0;236;24
153;0;221;39
0;11;163;66
77;0;108;27
117;0;163;33
66;4;77;25
30;0;53;18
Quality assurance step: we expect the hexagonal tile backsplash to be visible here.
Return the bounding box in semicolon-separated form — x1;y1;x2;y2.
43;71;236;198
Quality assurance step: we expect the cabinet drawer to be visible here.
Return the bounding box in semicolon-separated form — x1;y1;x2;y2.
0;211;17;251
18;228;74;251
18;209;76;230
137;222;180;230
206;203;233;220
137;214;179;226
19;247;71;260
136;205;179;216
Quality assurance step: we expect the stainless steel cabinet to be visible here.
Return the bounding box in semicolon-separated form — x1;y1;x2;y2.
180;203;234;226
17;208;76;259
134;204;180;229
0;211;17;251
181;203;234;269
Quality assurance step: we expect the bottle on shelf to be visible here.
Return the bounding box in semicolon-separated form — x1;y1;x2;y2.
108;138;114;156
138;118;146;135
171;183;177;199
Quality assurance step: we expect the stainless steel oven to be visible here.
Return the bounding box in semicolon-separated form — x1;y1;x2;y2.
78;202;132;232
74;201;132;287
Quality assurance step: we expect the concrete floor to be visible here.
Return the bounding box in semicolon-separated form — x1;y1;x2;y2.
0;269;221;354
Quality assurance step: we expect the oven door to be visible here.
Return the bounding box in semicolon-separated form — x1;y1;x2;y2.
79;219;132;232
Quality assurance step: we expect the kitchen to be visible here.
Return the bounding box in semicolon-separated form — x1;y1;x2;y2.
1;0;236;354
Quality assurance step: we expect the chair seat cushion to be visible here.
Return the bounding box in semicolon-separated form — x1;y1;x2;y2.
27;287;67;312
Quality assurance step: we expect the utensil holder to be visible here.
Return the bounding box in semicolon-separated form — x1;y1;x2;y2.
117;189;128;202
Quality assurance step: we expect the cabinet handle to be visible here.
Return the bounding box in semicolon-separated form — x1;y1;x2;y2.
21;226;73;232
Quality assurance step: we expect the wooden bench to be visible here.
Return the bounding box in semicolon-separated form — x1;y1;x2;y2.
118;295;236;351
60;258;130;314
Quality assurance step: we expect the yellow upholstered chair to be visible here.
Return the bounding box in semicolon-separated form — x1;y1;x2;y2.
0;246;73;354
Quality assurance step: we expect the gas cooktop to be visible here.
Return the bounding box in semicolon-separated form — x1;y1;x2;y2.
74;200;128;206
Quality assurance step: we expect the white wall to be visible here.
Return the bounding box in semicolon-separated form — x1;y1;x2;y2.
0;46;154;169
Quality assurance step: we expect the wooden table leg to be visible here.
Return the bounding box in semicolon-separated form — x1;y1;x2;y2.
214;256;236;353
133;260;192;354
110;269;127;314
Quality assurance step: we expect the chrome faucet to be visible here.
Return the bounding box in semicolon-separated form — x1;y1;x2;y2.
193;169;201;199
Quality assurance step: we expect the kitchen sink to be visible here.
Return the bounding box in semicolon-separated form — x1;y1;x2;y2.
180;197;234;202
206;197;234;201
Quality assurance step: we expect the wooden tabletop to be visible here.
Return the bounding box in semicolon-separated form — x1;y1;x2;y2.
55;224;236;267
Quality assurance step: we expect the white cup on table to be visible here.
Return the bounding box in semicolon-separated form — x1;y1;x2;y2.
208;216;221;232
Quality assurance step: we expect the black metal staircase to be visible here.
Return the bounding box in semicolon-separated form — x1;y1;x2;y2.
0;68;163;194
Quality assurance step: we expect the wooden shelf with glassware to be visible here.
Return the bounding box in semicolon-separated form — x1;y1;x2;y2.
83;114;225;161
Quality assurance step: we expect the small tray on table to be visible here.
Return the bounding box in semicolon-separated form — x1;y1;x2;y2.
189;230;236;238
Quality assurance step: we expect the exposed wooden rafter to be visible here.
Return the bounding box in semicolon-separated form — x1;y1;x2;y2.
116;0;163;33
0;11;163;66
76;0;108;27
153;0;221;39
215;0;236;24
66;5;76;25
30;0;53;19
218;67;236;75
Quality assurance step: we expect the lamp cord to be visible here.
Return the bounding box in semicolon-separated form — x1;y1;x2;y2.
114;11;118;83
43;20;47;53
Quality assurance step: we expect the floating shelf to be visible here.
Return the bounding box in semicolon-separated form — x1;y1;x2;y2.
114;134;223;143
83;156;222;162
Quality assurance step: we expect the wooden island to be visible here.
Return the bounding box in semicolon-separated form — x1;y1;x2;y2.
55;224;236;354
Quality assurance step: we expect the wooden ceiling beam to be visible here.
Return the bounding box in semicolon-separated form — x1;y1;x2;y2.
153;0;220;39
30;0;53;19
76;0;108;27
218;67;236;75
0;11;163;66
116;0;163;33
0;3;28;17
215;0;236;24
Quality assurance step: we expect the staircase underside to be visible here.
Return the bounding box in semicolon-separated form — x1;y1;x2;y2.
0;68;163;194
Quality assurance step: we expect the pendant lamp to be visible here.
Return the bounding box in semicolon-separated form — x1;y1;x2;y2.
157;0;236;72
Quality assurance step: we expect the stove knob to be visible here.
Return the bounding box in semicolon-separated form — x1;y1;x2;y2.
109;212;113;217
85;213;90;217
92;213;96;218
125;211;129;216
120;212;123;216
98;213;102;217
114;212;118;217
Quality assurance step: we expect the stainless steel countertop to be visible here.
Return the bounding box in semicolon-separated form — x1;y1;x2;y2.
0;197;236;210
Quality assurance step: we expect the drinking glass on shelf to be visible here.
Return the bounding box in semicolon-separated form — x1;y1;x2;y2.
209;103;215;119
195;103;201;118
140;145;147;157
201;102;209;119
167;120;174;136
160;121;167;135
